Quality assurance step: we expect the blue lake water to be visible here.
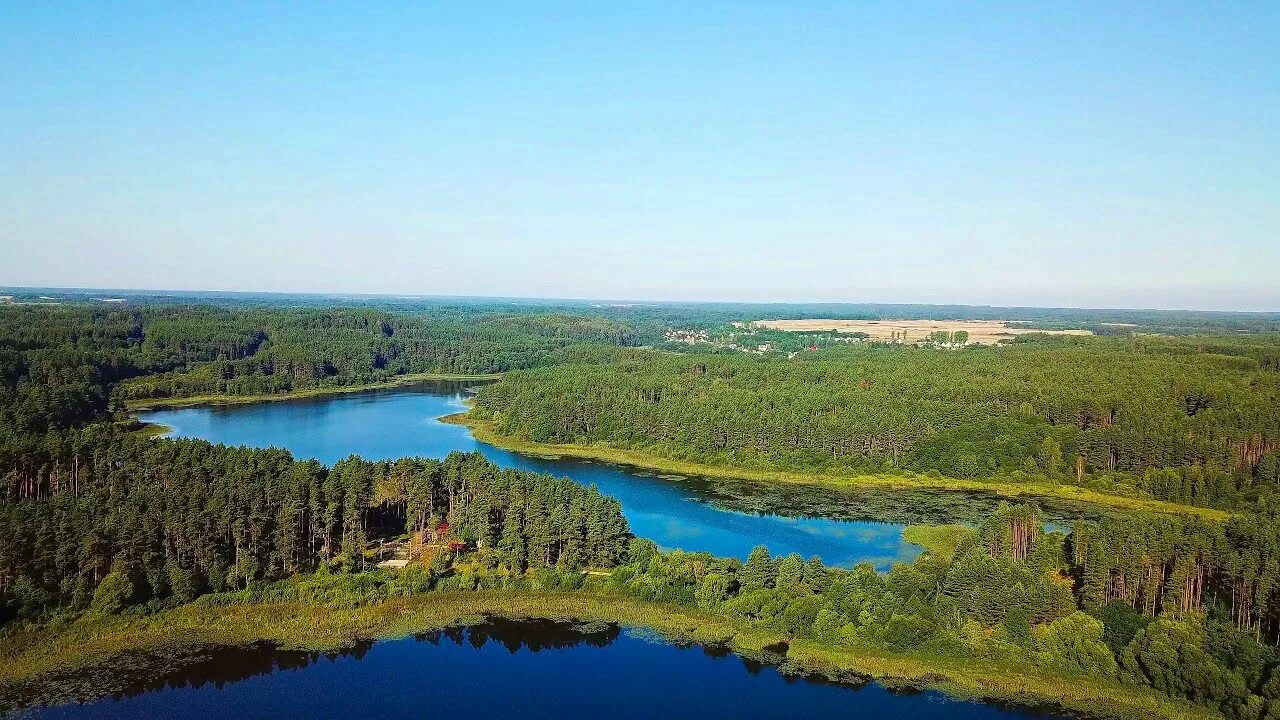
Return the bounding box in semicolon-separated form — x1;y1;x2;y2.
18;620;1063;720
138;381;923;569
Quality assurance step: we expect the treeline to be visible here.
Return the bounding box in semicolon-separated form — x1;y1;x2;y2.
158;500;1280;719
476;338;1280;508
0;438;630;622
0;308;140;434
0;304;645;517
13;288;1280;333
123;307;643;400
607;503;1280;719
0;304;645;409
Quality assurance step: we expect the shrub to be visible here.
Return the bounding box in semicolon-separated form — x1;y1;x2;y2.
696;572;733;610
628;538;658;568
880;613;935;651
1033;612;1118;675
1097;601;1151;654
91;569;137;615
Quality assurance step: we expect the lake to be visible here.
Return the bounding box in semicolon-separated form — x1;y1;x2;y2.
138;381;1110;568
139;381;929;569
16;620;1062;720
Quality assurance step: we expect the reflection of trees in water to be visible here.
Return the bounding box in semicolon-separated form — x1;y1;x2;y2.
416;618;621;654
18;619;623;712
0;616;934;719
0;640;382;713
119;639;377;698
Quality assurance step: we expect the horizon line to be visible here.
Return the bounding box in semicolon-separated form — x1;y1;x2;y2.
2;284;1279;316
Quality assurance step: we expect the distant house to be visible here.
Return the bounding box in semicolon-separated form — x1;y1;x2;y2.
424;521;450;543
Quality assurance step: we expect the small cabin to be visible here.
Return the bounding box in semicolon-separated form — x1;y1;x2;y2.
423;521;450;543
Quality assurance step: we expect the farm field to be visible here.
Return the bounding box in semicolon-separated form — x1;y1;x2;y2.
748;319;1093;344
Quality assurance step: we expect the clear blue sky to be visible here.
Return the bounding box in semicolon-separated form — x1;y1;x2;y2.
2;3;1277;310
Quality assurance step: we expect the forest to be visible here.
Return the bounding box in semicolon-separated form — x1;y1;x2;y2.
4;299;1280;719
0;436;628;621
14;489;1277;718
597;500;1280;720
9;288;1280;337
475;336;1280;509
0;303;643;411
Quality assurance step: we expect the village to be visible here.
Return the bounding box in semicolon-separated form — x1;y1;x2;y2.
661;318;1094;357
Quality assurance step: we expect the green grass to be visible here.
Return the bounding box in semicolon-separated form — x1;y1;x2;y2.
124;373;501;411
122;420;173;439
0;590;1215;720
787;639;1216;720
443;413;1229;522
903;524;973;560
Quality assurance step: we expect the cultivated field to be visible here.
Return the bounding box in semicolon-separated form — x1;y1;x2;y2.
748;319;1093;344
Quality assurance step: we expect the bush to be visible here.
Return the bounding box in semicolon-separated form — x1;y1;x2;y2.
628;538;658;568
1033;612;1118;675
696;572;733;610
811;605;849;643
880;613;935;650
91;569;137;614
781;595;824;636
167;561;206;604
1120;620;1252;718
1097;601;1151;654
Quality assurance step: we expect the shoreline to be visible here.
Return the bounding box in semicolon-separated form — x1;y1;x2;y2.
124;372;501;411
0;591;1210;720
122;379;1227;523
442;413;1229;522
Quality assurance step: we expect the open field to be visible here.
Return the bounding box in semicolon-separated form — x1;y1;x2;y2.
748;319;1093;344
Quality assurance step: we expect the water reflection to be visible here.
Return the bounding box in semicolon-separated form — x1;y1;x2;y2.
14;619;1065;720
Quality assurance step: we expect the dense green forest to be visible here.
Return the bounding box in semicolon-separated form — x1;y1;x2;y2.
0;439;629;621
0;303;642;410
613;503;1280;720
4;298;1280;718
475;337;1280;509
0;304;646;508
0;302;633;619
38;496;1274;719
125;308;642;400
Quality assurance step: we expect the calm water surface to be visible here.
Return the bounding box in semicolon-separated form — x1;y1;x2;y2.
139;382;921;568
17;620;1063;720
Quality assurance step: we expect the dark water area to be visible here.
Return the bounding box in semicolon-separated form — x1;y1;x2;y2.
13;620;1066;720
138;382;1106;568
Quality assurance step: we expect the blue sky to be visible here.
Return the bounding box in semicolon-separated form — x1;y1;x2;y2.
2;3;1277;310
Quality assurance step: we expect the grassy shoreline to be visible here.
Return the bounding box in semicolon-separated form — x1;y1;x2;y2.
121;376;1226;522
443;413;1229;522
124;373;501;411
0;591;1213;720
